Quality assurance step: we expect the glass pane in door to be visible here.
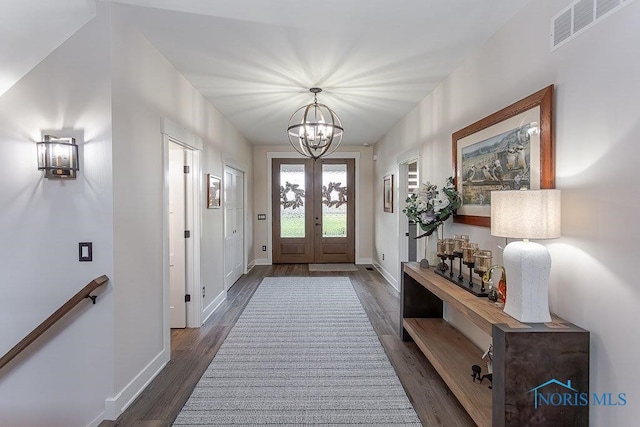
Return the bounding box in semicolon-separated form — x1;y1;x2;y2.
279;163;306;238
321;164;347;237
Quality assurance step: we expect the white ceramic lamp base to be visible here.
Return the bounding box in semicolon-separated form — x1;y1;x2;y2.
502;240;552;323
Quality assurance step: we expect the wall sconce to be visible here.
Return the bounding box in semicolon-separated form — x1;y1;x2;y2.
37;135;79;179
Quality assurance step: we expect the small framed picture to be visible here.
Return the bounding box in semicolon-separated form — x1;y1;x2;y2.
383;174;393;213
207;174;221;209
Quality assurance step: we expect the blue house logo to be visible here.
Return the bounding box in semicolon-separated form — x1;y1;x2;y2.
528;379;582;408
528;378;626;408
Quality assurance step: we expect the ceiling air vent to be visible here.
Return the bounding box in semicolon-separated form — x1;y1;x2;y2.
573;0;595;32
551;0;634;51
596;0;621;18
552;8;573;47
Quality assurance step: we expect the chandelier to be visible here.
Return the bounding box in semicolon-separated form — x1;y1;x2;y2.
287;88;344;160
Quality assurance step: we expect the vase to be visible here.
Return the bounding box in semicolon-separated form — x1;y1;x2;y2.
419;235;438;268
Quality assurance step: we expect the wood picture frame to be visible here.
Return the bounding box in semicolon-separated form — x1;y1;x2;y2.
383;174;394;213
207;174;221;209
452;85;555;227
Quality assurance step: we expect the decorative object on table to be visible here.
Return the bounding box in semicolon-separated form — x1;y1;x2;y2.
444;238;456;278
419;230;438;269
482;344;493;373
481;374;492;389
471;364;482;382
487;287;499;303
473;249;493;295
436;239;449;271
470;364;492;389
452;85;555;227
287;87;343;160
383;174;394;213
453;234;469;281
402;177;460;267
491;189;561;323
403;177;461;236
473;250;492;292
434;241;490;297
481;344;494;389
483;265;507;305
462;242;479;287
207;174;221;209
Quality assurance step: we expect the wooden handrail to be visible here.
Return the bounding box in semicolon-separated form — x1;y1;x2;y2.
0;275;109;371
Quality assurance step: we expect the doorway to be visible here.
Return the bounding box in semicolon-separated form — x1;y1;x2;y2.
272;158;355;263
399;158;419;264
168;141;197;329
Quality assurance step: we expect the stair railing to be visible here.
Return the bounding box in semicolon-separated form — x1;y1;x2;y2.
0;275;109;371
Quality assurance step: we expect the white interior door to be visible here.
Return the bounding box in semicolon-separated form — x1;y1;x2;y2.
224;166;244;290
169;142;186;328
233;172;244;279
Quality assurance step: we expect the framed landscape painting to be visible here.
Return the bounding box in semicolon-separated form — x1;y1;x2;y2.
452;85;555;227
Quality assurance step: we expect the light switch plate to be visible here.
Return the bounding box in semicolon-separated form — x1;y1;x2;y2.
79;242;92;262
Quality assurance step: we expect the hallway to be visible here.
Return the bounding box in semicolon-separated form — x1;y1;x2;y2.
105;265;473;426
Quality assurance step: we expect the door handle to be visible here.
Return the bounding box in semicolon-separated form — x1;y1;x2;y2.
315;223;320;226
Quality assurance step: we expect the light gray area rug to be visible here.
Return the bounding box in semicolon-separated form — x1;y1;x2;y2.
308;263;359;272
173;277;421;426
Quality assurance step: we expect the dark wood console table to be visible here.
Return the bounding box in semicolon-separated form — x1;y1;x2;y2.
400;262;589;427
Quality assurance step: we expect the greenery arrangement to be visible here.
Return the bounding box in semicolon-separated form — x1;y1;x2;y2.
402;177;461;238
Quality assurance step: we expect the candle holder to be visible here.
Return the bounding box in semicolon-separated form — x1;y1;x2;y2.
474;250;493;293
444;238;456;278
462;242;479;287
436;239;448;272
453;235;469;282
432;240;489;297
448;254;456;278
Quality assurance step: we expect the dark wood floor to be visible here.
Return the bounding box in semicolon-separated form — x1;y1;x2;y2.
101;264;474;426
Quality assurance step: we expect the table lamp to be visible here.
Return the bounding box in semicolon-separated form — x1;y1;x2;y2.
490;189;561;323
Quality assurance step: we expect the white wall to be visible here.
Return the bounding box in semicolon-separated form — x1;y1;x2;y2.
0;11;115;427
252;144;373;265
109;2;253;412
373;0;640;424
0;2;254;424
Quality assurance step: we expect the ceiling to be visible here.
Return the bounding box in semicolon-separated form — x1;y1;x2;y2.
2;0;532;146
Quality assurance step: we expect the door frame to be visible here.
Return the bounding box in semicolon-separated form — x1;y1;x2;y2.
397;149;420;278
161;118;202;349
266;151;362;265
168;141;189;328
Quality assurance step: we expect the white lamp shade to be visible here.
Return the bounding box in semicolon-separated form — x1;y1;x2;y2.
490;189;561;239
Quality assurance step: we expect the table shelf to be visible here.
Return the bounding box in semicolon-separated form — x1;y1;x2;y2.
403;318;492;427
400;262;589;426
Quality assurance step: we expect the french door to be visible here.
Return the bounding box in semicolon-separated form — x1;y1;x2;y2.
272;158;355;263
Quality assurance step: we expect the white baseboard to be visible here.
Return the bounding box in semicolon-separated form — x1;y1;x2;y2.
104;349;168;420
356;258;373;265
372;261;399;291
202;290;226;325
254;258;271;266
246;260;256;271
87;410;106;427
